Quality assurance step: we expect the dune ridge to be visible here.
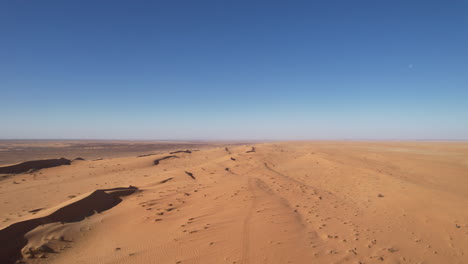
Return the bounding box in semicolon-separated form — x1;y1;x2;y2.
169;150;192;154
0;142;467;264
0;186;138;264
0;158;71;174
153;155;179;165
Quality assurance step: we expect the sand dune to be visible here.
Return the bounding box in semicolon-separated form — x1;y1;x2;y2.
0;140;231;166
0;142;467;263
170;150;193;154
0;158;71;174
153;155;180;165
0;186;137;263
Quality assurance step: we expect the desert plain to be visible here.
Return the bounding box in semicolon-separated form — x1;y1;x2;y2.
0;140;467;264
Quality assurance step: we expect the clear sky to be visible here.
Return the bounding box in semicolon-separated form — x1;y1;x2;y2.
1;0;467;140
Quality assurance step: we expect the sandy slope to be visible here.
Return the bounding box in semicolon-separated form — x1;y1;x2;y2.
1;142;467;264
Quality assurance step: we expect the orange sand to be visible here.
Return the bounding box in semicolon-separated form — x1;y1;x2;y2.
1;142;467;263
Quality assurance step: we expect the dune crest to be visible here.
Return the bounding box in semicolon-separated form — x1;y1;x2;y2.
153;155;179;165
0;142;467;263
0;158;71;174
0;186;138;264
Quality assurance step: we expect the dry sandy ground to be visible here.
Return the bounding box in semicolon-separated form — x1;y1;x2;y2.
0;142;467;264
0;140;235;166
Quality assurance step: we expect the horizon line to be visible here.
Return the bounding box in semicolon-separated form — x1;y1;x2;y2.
0;138;467;142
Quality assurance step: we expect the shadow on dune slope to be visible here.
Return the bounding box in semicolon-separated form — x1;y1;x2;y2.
153;155;179;165
0;158;71;174
0;186;138;264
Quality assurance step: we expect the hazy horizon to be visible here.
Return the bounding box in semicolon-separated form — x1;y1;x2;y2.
0;138;467;142
1;1;467;140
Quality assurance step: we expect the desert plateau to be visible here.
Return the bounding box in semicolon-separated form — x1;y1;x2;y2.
0;141;467;264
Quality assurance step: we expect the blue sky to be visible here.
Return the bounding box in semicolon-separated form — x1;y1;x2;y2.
1;0;467;140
